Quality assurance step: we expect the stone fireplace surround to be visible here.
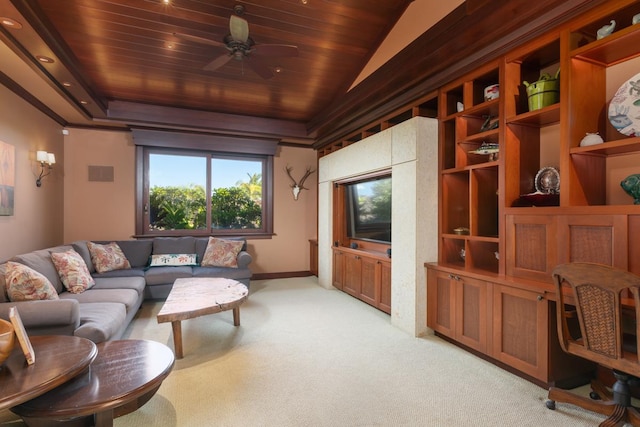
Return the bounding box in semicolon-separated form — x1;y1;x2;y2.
317;117;438;336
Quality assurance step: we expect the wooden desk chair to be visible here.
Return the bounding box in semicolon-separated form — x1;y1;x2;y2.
546;262;640;427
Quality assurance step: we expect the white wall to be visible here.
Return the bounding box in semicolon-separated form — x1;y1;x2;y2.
317;117;439;336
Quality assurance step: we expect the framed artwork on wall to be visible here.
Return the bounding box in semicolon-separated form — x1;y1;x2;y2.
0;141;15;216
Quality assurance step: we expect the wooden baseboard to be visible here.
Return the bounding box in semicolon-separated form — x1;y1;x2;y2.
251;271;315;280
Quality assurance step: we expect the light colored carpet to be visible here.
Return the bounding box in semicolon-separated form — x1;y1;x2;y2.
1;277;608;426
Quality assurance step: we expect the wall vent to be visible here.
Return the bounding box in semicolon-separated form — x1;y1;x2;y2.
88;165;114;182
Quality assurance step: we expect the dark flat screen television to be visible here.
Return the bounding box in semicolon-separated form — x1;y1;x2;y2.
346;175;391;244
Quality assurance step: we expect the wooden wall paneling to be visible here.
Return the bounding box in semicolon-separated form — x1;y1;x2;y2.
566;58;607;205
629;215;640;276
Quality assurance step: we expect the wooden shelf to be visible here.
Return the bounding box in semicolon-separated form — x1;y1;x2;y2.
464;128;499;143
506;103;560;126
570;136;640;156
572;23;640;66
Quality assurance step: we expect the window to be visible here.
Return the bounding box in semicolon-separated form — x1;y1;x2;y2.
137;147;273;237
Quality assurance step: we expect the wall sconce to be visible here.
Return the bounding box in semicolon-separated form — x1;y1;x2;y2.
35;151;55;187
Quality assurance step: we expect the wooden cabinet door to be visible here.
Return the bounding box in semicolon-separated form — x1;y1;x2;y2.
379;260;391;314
359;256;377;306
556;214;627;269
427;269;456;338
505;214;557;282
343;253;362;297
492;284;548;381
455;275;489;353
332;249;345;290
309;240;318;276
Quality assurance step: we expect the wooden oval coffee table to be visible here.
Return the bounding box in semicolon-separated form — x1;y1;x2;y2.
157;277;249;359
0;335;97;411
12;339;174;427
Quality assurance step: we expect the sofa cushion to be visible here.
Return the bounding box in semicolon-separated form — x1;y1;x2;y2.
92;267;145;279
51;249;95;294
149;253;197;267
87;242;131;273
112;240;153;268
201;237;243;268
71;241;95;273
91;276;146;297
153;236;196;255
74;302;126;343
11;246;71;293
192;266;252;281
144;266;193;286
60;288;140;313
5;261;59;301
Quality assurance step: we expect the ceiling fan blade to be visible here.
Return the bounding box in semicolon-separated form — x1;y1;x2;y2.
246;56;274;79
174;32;226;49
253;44;299;58
229;15;249;43
203;54;233;72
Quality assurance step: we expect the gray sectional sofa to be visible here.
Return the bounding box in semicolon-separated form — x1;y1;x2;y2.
0;236;252;343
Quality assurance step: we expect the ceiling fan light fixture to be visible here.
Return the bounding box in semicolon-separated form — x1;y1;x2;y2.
229;15;249;43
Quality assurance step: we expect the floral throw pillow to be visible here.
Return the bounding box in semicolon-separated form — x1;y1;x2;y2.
201;237;243;268
87;242;131;273
149;253;198;267
51;249;95;294
5;261;59;301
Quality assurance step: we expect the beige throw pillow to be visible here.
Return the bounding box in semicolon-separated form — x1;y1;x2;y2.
87;242;131;273
201;237;243;268
51;249;95;294
5;261;59;301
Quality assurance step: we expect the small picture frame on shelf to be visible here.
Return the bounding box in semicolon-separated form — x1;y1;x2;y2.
9;306;35;365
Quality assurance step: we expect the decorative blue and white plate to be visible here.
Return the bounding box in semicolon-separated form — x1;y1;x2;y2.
608;72;640;137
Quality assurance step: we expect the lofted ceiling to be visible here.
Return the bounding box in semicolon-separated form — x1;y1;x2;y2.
0;0;415;145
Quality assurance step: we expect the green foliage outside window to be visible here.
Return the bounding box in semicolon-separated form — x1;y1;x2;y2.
149;174;262;231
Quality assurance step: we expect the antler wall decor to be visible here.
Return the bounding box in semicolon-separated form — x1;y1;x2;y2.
285;165;315;200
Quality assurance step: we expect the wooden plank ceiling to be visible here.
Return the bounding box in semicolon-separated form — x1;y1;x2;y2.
3;0;412;138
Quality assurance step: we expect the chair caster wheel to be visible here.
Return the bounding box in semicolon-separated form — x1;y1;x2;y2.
589;391;600;400
546;400;556;410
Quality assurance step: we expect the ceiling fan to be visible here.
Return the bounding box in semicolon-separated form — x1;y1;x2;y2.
174;4;298;79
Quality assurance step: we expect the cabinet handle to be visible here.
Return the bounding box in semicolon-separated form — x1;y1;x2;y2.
355;256;360;260
537;295;544;301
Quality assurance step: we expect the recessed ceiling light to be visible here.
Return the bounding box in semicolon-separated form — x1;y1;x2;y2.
1;17;22;29
36;55;54;64
62;82;72;87
80;100;89;105
274;66;283;73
